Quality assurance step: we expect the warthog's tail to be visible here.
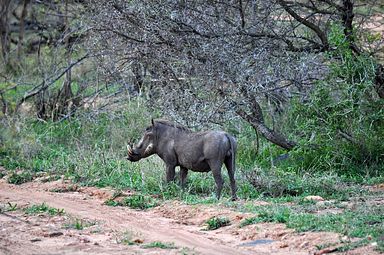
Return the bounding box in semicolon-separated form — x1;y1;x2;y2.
226;134;235;169
225;133;237;200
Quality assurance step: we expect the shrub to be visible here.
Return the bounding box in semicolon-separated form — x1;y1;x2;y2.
205;216;230;230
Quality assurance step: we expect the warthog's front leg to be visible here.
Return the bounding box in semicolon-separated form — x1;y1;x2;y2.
180;167;188;189
165;164;176;182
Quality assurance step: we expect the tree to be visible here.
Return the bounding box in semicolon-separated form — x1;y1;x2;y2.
0;0;90;120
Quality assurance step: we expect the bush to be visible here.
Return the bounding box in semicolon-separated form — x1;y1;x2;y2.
279;23;384;177
7;170;33;184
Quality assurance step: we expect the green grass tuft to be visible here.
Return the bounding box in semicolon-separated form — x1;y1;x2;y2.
142;241;177;249
105;194;158;210
63;218;96;230
205;216;230;230
7;171;33;184
24;203;65;216
7;202;18;211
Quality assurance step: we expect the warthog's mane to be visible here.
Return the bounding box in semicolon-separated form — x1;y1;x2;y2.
154;119;191;132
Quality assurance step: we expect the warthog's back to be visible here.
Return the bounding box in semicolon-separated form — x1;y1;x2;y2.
173;131;234;172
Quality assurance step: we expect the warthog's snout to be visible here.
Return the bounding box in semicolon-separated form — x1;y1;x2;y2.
126;145;140;162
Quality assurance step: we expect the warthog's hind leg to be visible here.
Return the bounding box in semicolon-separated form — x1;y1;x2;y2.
180;167;188;189
166;164;176;182
225;156;237;201
208;160;224;200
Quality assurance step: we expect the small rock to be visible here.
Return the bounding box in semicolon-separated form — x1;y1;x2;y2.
339;202;349;208
45;231;63;237
314;248;337;255
235;215;244;220
316;201;326;206
35;171;46;177
30;238;42;242
94;242;99;245
240;239;275;246
304;195;324;202
371;242;378;247
35;176;51;183
133;239;144;244
79;237;90;243
299;241;309;248
341;236;349;241
279;243;288;248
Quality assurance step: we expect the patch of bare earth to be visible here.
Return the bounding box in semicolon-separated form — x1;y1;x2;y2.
0;179;381;255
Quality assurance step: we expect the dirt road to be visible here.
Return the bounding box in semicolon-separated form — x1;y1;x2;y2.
0;179;380;255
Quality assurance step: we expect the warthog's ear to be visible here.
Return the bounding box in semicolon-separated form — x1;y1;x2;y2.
151;118;155;127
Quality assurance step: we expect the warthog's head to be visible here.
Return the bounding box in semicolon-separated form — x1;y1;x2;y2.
127;121;156;162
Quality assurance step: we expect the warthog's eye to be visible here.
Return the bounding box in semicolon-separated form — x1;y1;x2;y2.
144;132;153;138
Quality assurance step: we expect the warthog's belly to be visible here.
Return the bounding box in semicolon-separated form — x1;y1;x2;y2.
179;160;211;172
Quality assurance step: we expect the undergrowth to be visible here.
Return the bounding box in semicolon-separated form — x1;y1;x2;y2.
238;200;384;251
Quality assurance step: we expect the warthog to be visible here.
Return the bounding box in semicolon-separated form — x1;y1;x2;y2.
127;119;237;200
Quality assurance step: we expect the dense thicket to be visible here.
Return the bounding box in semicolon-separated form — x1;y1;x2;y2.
87;0;383;151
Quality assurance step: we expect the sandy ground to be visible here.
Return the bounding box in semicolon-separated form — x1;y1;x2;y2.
0;179;381;255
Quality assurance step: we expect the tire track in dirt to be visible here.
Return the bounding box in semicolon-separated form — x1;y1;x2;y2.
0;180;250;255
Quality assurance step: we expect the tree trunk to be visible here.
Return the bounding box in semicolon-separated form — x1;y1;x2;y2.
236;99;296;151
55;0;74;120
17;0;30;60
132;62;144;94
341;0;354;42
0;0;11;66
218;86;296;150
375;64;384;99
0;93;7;115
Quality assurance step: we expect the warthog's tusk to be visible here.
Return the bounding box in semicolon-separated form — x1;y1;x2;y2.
127;145;133;155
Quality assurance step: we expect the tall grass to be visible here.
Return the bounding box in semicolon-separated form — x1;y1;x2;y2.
0;96;383;201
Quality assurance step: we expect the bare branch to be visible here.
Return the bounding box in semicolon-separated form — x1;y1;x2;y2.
277;0;329;50
16;53;89;109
